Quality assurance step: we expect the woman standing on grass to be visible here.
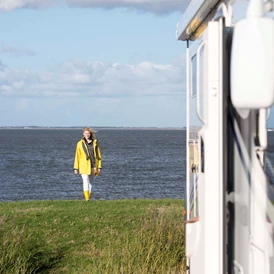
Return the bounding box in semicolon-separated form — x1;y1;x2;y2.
74;127;102;201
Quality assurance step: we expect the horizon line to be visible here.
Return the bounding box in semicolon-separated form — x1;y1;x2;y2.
0;126;186;129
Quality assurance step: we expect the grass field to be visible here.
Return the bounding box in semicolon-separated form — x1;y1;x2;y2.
0;199;185;274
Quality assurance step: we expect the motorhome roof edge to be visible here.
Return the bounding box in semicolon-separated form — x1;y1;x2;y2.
176;0;223;40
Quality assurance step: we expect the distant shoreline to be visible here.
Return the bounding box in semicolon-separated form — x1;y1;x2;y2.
0;126;186;130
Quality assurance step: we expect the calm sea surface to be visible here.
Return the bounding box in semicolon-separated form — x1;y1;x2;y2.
1;129;274;202
0;129;186;201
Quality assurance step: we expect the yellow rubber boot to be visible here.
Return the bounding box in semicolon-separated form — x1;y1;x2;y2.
84;190;90;201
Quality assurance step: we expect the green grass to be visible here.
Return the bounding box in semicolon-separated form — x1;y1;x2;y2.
0;199;185;274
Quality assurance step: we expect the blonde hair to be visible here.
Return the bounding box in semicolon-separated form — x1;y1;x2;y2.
83;127;95;139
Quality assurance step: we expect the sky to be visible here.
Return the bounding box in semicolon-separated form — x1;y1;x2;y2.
0;0;273;128
0;0;189;128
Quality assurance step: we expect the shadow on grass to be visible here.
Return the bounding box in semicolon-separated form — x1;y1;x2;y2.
0;216;67;274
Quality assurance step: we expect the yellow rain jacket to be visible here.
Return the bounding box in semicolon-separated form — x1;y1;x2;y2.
74;138;102;175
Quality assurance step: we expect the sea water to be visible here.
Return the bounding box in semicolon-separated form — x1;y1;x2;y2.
0;129;186;201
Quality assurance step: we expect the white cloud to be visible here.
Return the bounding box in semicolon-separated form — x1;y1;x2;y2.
0;43;36;57
0;0;55;11
0;0;189;14
0;56;185;98
65;0;188;15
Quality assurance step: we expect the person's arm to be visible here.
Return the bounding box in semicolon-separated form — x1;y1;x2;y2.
74;143;80;174
95;141;102;174
96;142;102;169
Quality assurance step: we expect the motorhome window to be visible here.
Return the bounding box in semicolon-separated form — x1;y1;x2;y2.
191;55;197;97
191;49;204;120
199;46;204;119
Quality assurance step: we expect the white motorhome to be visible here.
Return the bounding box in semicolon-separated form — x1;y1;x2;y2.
176;0;274;273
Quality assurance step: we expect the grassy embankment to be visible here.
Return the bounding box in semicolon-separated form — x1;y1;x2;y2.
0;199;185;274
